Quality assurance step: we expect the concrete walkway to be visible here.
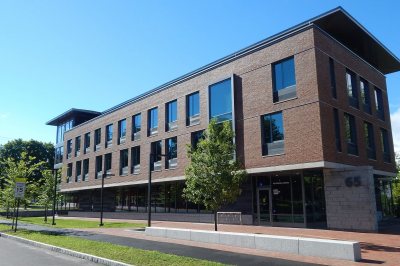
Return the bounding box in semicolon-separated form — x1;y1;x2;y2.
57;216;400;266
0;219;319;266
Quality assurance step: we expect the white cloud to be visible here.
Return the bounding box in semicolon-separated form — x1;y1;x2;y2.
391;107;400;155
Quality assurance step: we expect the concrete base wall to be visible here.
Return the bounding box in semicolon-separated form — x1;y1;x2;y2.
67;211;253;225
324;166;378;231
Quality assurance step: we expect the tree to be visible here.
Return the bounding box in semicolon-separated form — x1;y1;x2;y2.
37;170;55;222
184;120;247;231
393;153;400;216
0;139;54;187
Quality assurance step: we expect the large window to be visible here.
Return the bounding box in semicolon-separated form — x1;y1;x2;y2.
346;70;359;109
55;146;63;164
272;57;296;102
67;163;72;183
344;113;358;156
209;78;232;123
148;107;158;136
186;92;200;126
83;159;89;181
132;113;141;141
131;146;140;174
106;124;113;147
84;132;91;154
67;139;72;159
333;108;342;152
75;161;82;182
95;155;102;179
261;112;284;156
380;128;391;163
364;122;376;160
360;78;371;114
191;130;204;149
118;119;127;144
120;149;128;175
374;87;385;120
94;128;101;151
75;136;81;157
329;58;337;99
105;153;112;175
166;137;177;169
151;141;162;171
56;119;73;144
166;100;178;131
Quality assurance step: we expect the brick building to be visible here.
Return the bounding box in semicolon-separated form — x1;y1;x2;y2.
47;7;400;231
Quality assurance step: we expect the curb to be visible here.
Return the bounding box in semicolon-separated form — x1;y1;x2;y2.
0;232;133;266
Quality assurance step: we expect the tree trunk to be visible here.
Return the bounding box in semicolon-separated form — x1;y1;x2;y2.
44;206;48;223
214;210;218;231
6;202;10;218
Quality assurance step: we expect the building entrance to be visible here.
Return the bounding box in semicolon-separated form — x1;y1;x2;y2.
257;188;271;224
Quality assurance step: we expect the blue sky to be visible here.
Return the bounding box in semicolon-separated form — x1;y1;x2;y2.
0;1;399;151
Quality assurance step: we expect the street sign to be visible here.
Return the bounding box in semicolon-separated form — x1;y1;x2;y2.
14;178;26;199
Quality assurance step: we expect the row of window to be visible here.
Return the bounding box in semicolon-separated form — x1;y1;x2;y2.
66;131;204;183
329;58;385;120
333;108;391;162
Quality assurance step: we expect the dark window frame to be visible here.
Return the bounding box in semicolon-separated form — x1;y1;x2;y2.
261;112;285;156
165;137;178;169
166;100;178;131
132;113;141;141
118;119;127;144
364;122;376;160
148;107;158;136
344;113;358;156
272;56;296;102
333;108;342;152
186;91;200;126
131;146;140;174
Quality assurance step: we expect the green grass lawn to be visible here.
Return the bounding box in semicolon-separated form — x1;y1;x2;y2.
0;224;226;266
2;216;145;229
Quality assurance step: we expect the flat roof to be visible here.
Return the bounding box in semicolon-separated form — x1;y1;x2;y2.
46;108;101;126
48;7;400;129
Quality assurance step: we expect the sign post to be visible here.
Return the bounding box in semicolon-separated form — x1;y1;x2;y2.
14;178;26;232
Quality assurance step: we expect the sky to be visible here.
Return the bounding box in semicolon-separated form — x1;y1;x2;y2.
0;1;399;153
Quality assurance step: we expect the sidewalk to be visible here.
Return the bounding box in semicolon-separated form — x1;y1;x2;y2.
57;216;400;266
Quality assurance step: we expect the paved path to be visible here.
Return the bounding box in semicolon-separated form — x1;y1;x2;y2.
0;220;320;266
0;236;98;266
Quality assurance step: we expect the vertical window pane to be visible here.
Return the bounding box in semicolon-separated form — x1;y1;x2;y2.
106;124;113;141
261;112;284;156
344;113;358;155
380;129;391;163
374;87;385;120
119;119;126;139
364;122;376;160
187;92;200;117
209;78;232;122
329;58;337;98
167;100;177;123
273;57;296;102
333;108;342;152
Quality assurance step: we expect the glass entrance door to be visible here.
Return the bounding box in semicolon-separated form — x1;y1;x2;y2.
257;188;271;224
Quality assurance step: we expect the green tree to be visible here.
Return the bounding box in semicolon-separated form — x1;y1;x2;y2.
37;170;56;222
0;139;54;187
184;120;247;231
393;153;400;216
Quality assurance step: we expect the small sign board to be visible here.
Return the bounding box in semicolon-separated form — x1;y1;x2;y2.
14;178;27;199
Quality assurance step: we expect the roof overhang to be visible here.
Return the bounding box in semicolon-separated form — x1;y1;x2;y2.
46;108;101;126
311;7;400;74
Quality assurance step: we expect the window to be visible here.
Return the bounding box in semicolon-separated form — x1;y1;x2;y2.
95;155;102;179
186;92;200;126
375;87;385;120
272;57;296;102
166;100;178;131
132;113;141;141
56;119;73;144
329;58;337;99
84;132;90;153
83;159;89;181
333;108;342;152
151;141;162;171
148;107;158;136
75;136;81;157
364;122;376;160
118;119;127;144
131;146;140;174
120;149;128;175
94;128;101;151
191;130;204;149
75;161;82;182
344;113;358;156
360;78;371;114
346;70;359;109
209;78;232;122
105;153;112;175
67;139;72;159
55;146;63;164
166;137;177;169
261;112;284;155
380;128;391;163
67;163;72;183
106;124;113;147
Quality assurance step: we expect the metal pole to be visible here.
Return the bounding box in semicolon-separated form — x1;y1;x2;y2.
11;199;16;229
99;173;105;226
52;169;57;225
147;153;153;227
14;199;20;232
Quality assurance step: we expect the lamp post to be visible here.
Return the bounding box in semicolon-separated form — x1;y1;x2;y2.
100;172;114;226
52;169;57;225
148;152;166;227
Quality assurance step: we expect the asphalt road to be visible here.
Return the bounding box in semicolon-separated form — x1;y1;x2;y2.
0;237;98;266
